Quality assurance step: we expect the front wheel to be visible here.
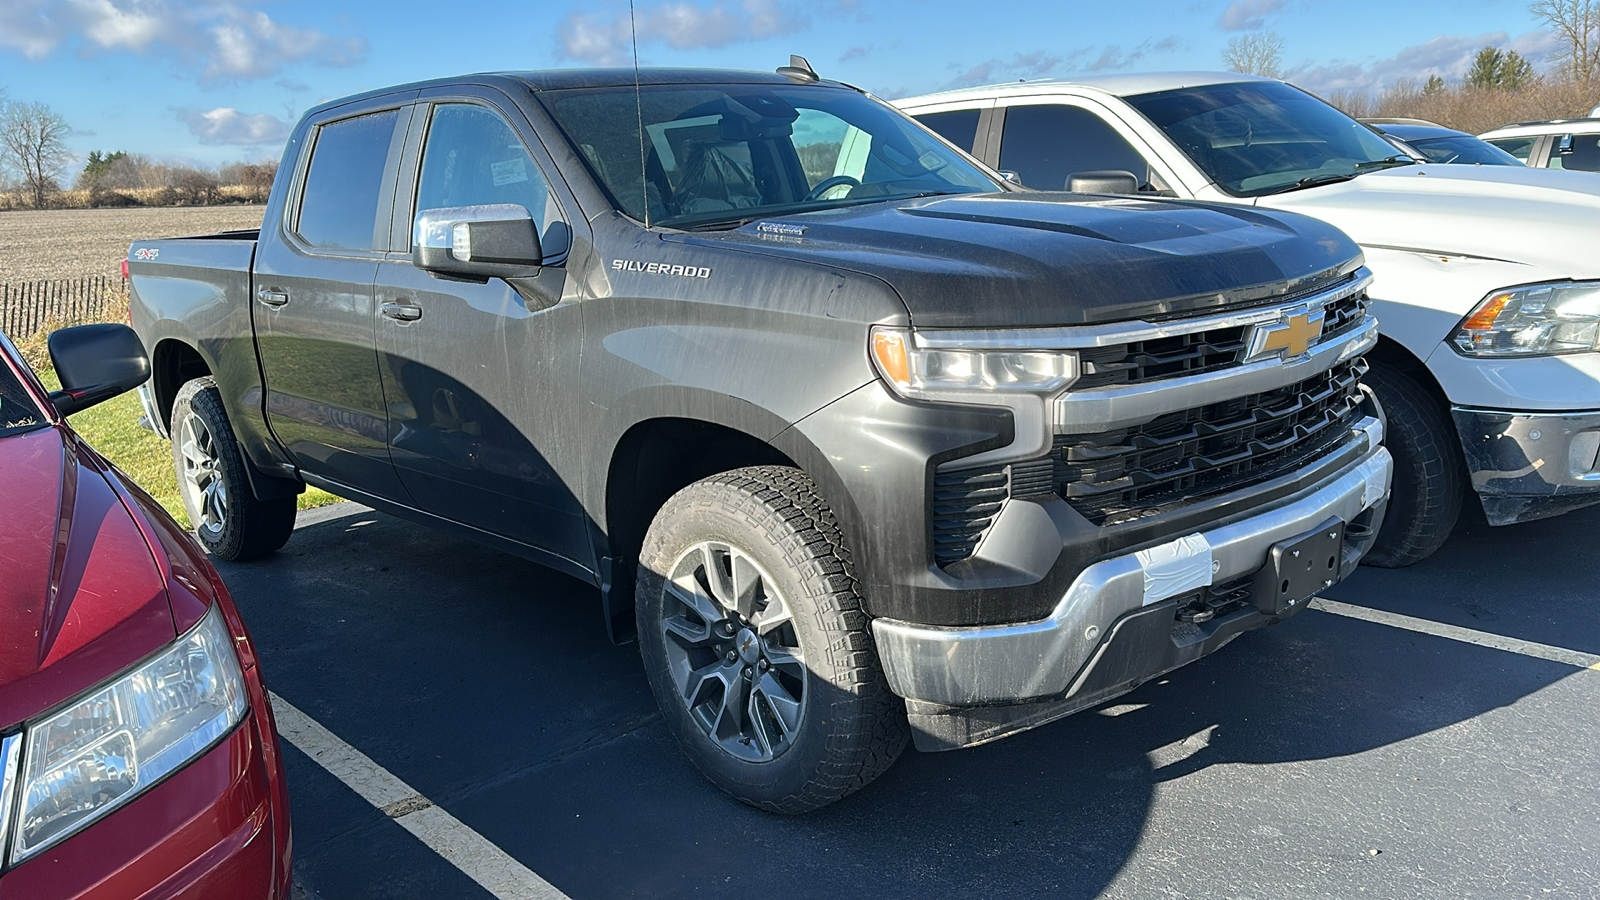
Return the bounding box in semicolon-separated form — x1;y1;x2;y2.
1362;363;1465;568
636;466;908;813
170;377;296;560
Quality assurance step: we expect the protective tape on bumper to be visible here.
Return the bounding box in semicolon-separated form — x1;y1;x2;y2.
1134;534;1213;606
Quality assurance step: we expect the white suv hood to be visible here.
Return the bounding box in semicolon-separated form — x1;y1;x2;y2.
1255;164;1600;277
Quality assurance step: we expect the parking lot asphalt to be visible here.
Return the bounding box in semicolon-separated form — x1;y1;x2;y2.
216;501;1600;900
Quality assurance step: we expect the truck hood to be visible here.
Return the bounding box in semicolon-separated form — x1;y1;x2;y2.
0;427;178;728
1257;164;1600;276
678;193;1361;328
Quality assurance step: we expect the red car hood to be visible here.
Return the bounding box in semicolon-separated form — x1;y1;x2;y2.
0;426;178;728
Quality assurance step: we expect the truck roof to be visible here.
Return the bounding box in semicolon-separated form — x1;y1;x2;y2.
897;71;1271;107
307;68;852;118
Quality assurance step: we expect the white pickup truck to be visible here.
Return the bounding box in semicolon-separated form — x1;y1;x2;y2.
899;73;1600;566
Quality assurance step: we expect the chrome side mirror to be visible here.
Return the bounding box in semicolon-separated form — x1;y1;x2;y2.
413;204;543;280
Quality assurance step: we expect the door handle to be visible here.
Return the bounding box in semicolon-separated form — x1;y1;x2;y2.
380;301;423;322
256;288;289;307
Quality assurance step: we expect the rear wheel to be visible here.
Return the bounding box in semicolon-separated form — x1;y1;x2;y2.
1362;362;1465;568
171;377;296;560
636;466;908;813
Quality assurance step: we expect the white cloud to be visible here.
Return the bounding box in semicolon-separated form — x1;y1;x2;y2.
0;0;365;82
178;106;292;145
1217;0;1284;32
555;0;803;65
1289;30;1563;96
1086;37;1182;72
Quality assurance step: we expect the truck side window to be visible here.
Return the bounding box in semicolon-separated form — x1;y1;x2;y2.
914;109;982;153
416;104;567;254
1550;133;1600;172
296;109;401;251
999;105;1152;190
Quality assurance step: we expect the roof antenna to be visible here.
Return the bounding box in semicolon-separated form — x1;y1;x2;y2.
777;54;819;82
629;0;649;228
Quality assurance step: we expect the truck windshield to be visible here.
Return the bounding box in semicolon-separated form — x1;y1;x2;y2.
539;82;1000;228
1406;135;1524;166
1126;81;1413;197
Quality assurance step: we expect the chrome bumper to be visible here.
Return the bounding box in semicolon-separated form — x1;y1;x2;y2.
135;383;165;437
872;431;1393;707
1453;407;1600;525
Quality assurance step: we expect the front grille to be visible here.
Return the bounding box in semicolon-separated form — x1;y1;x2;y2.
1075;283;1369;390
1051;359;1368;526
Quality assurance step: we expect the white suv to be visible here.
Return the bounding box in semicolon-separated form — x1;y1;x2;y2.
1479;118;1600;172
898;73;1600;567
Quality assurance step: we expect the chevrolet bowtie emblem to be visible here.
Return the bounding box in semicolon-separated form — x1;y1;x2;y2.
1247;308;1326;361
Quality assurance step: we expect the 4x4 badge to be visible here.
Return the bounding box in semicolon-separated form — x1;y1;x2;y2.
1247;307;1325;361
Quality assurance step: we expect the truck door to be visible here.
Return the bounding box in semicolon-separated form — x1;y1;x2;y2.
254;97;414;500
373;93;591;569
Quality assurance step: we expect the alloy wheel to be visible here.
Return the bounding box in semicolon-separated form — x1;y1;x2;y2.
661;541;807;762
178;412;227;538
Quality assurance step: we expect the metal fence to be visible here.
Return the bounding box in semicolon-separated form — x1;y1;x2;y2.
0;276;123;338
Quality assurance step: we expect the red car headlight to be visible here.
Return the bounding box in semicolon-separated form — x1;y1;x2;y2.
5;604;247;863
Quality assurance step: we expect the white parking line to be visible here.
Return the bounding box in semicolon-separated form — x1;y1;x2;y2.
1311;599;1600;671
268;692;572;900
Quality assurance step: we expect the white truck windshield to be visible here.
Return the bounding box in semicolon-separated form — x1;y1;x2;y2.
540;82;1000;228
1127;81;1411;197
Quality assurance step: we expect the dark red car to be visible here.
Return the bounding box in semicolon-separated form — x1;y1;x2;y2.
0;324;290;897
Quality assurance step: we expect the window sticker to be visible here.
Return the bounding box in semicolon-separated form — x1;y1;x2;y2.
492;157;530;186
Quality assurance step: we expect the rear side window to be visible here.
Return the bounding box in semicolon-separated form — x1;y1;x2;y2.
915;109;982;153
1549;133;1600;172
415;104;567;253
999;104;1151;190
296;109;402;251
1487;136;1537;163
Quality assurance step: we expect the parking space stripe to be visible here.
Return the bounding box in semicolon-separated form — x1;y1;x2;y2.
269;692;572;900
1311;599;1600;671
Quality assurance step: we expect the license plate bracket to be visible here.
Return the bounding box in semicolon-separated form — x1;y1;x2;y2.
1251;517;1345;617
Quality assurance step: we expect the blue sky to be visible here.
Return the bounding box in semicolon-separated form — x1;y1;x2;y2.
0;0;1562;170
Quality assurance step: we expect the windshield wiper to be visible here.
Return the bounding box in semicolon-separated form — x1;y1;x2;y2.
677;214;765;232
1353;155;1418;171
1260;173;1358;195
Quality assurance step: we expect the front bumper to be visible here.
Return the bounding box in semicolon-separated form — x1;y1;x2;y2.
871;437;1391;744
1453;407;1600;525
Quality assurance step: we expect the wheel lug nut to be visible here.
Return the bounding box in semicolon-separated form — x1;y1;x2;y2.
758;659;769;672
725;651;737;662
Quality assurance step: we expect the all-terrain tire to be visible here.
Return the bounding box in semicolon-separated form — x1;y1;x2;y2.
1362;362;1465;568
636;466;909;813
170;377;296;560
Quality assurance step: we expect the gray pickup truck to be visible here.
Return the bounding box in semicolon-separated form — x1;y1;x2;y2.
127;64;1392;811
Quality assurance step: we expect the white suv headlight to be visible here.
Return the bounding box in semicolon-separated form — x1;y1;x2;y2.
9;604;247;863
1451;281;1600;357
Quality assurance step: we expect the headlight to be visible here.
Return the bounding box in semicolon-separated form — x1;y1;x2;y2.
1451;281;1600;357
9;604;247;863
870;327;1079;401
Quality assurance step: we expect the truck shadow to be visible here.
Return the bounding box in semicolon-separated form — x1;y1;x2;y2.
221;502;1599;900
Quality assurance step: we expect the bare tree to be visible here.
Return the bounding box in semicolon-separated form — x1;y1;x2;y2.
0;100;73;209
1223;31;1285;79
1531;0;1600;89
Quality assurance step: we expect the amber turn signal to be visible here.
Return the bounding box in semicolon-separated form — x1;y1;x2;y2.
871;329;911;389
1459;292;1513;331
